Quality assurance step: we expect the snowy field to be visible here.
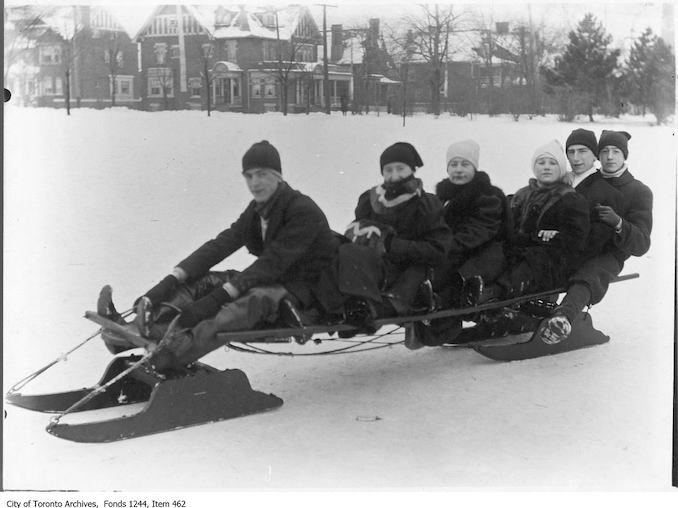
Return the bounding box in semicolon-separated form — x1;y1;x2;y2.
2;106;676;494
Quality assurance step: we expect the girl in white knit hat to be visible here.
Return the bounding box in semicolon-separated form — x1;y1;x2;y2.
490;139;591;299
433;139;508;307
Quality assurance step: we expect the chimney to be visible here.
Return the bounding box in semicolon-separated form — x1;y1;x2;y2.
368;18;379;47
331;24;343;62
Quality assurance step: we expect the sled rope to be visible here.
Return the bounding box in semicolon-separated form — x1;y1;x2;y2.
225;326;404;356
6;309;134;396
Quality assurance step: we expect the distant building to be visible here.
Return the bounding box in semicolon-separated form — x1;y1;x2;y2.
5;5;140;108
330;18;401;113
134;4;352;113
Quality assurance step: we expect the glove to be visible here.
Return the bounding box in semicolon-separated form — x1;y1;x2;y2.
595;205;622;229
137;274;178;307
178;286;233;328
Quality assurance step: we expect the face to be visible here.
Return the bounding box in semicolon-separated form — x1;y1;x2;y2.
382;161;414;183
566;144;596;175
533;156;561;185
447;157;475;185
243;167;281;202
598;145;625;173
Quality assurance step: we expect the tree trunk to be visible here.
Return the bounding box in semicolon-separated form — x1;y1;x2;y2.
64;68;71;116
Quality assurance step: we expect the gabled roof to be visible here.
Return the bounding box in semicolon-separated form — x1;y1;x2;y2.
134;4;216;40
212;7;277;40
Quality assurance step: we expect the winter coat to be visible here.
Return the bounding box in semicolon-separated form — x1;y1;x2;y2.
354;188;450;268
603;169;653;265
504;180;590;290
176;182;339;307
435;171;507;265
573;171;626;260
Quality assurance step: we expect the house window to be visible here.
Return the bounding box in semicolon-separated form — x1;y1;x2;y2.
104;49;123;67
111;75;133;100
224;40;237;61
154;43;168;64
42;75;62;95
252;78;262;98
201;43;214;59
39;45;62;65
148;68;174;97
189;77;202;97
264;80;276;98
171;45;180;59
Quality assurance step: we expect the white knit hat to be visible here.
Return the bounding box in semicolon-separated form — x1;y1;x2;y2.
446;139;480;170
531;139;567;178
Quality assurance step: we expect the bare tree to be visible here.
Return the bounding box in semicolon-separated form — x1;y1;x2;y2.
267;11;308;116
103;31;124;107
199;41;215;116
391;4;467;116
3;6;51;84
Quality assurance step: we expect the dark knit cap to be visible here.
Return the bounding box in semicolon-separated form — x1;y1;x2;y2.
379;142;424;172
242;140;281;173
598;130;632;159
566;128;598;156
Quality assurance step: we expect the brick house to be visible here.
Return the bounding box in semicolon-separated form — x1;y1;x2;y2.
4;5;140;108
135;4;353;113
330;18;402;113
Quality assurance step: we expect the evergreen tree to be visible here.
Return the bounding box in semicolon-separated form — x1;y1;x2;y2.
542;13;620;121
624;28;675;124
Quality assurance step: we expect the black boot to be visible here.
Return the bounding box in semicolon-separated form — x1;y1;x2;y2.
97;285;125;324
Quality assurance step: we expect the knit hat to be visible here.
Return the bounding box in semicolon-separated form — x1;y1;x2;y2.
565;128;598;156
532;139;567;179
379;142;423;172
242;140;281;173
598;130;631;159
446;139;479;170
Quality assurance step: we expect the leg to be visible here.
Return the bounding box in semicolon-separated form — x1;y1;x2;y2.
537;252;622;344
155;285;290;369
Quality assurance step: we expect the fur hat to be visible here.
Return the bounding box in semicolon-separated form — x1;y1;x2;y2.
532;139;567;178
598;130;631;159
565;128;598;156
446;139;479;170
242;140;281;173
379;142;423;172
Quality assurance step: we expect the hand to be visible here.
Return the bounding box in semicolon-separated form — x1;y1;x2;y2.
595;205;622;228
137;274;178;307
537;230;559;242
178;286;233;328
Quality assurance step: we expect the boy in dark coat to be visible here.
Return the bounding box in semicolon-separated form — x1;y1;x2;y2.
563;128;625;260
537;130;652;344
342;142;451;318
98;140;339;369
494;139;590;297
433;139;508;306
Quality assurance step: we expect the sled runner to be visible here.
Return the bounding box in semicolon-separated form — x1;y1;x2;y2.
5;273;637;443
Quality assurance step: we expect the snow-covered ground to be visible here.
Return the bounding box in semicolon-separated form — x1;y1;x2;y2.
2;106;675;493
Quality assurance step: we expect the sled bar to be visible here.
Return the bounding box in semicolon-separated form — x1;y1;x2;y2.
216;273;639;343
46;364;283;443
84;311;154;349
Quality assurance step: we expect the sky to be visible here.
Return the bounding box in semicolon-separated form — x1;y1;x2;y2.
5;0;671;49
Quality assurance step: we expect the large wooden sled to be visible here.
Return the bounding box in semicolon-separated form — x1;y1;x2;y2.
5;274;637;443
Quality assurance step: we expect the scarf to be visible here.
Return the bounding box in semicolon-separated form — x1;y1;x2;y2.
254;180;285;220
600;162;628;179
435;171;494;217
512;178;574;233
369;175;423;215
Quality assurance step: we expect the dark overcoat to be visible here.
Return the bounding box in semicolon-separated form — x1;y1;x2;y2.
574;171;626;259
505;182;590;290
176;182;338;307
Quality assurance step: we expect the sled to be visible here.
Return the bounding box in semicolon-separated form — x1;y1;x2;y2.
7;355;283;443
5;273;638;442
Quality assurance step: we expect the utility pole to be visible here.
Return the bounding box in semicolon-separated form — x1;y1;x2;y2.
318;3;336;114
